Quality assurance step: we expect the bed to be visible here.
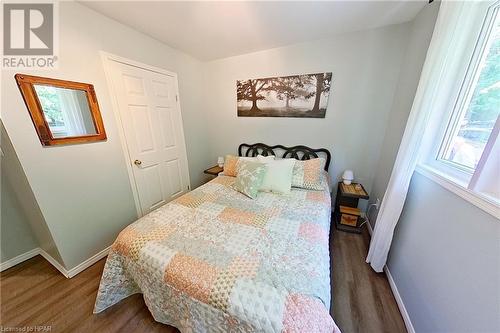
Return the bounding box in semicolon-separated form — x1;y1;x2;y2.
94;143;340;333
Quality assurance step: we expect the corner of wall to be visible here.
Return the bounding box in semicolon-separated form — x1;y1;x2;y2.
0;121;65;267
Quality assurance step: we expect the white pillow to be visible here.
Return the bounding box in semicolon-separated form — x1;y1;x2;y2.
258;158;296;194
240;155;275;163
259;155;276;162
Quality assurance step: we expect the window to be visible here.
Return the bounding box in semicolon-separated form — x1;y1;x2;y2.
421;2;499;212
438;9;500;172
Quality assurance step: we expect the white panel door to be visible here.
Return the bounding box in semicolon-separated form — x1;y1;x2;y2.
108;60;190;215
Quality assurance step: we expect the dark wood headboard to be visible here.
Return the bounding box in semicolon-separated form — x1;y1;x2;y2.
238;143;331;171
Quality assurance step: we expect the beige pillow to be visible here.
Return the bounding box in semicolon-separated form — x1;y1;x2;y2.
291;158;326;190
223;155;239;177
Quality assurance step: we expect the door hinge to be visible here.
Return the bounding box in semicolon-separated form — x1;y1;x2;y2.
175;95;178;102
187;185;190;190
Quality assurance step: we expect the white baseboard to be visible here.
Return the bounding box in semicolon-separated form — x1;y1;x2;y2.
0;248;40;272
364;218;415;333
384;266;416;333
1;246;110;279
66;246;110;278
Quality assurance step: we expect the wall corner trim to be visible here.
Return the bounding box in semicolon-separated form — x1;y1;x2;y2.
366;222;415;333
1;246;111;279
39;249;69;278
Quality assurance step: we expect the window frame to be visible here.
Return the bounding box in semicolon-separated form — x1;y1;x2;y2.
418;1;500;218
437;3;499;174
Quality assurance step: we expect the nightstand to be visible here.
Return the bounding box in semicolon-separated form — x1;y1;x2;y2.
334;182;369;233
204;165;223;176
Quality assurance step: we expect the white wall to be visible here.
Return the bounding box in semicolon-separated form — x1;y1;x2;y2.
388;172;500;332
1;121;63;263
202;23;412;200
1;176;38;263
370;2;440;212
1;2;209;269
1;124;38;262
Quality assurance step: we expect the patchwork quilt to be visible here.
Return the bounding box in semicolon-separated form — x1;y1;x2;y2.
94;175;340;333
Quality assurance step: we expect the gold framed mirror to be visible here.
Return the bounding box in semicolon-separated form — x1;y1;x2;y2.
15;74;107;146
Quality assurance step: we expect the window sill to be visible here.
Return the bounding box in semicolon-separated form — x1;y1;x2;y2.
415;164;500;219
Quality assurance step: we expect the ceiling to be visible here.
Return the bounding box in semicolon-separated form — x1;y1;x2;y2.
81;1;427;61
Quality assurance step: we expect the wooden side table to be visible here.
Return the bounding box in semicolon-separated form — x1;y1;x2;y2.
334;182;369;233
204;165;223;176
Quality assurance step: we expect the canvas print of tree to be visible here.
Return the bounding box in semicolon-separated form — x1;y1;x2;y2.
237;72;332;118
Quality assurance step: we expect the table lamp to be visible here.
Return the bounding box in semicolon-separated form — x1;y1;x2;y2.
342;170;354;185
217;156;224;168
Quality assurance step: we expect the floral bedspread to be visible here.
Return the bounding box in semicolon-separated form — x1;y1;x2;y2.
94;175;340;333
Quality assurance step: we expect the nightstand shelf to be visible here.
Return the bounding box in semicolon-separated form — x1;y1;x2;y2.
334;182;369;234
204;165;223;176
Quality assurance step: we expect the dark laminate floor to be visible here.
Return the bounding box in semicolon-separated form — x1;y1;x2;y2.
0;227;406;333
331;228;406;333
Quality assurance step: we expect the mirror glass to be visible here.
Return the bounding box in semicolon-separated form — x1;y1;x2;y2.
34;84;97;138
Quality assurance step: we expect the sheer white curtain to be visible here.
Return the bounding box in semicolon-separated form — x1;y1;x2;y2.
58;89;86;137
366;1;482;272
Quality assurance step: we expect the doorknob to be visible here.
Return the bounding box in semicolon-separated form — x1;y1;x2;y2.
134;159;142;166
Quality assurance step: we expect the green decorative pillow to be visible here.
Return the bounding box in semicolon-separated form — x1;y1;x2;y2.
232;160;267;199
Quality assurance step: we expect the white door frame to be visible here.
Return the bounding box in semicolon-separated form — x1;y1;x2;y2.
100;51;191;217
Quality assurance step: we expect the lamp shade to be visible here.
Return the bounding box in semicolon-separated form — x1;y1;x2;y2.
342;170;354;185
